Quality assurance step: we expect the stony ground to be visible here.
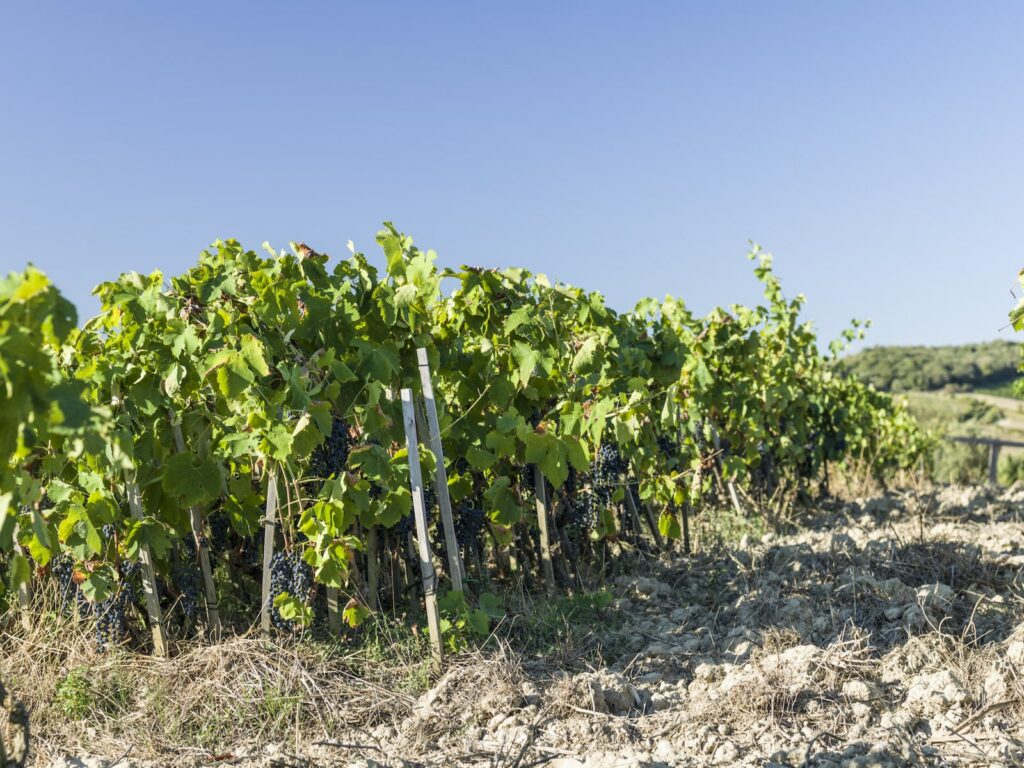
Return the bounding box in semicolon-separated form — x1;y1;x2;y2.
44;485;1024;767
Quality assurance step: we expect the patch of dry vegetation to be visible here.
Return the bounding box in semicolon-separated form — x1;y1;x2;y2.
0;610;433;766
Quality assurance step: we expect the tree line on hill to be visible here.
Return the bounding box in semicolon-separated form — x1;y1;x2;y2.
839;340;1020;393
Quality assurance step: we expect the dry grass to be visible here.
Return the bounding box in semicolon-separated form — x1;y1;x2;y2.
0;606;434;766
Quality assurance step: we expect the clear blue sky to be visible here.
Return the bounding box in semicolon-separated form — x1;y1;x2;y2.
2;3;1020;347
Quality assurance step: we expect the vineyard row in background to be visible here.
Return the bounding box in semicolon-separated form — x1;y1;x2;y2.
0;225;930;657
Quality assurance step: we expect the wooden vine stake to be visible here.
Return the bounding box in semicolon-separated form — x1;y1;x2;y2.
676;405;692;555
11;529;32;631
711;425;744;518
533;467;556;593
327;587;342;635
624;483;663;550
260;465;280;637
625;469;664;550
124;475;169;657
400;388;443;669
169;413;222;639
415;348;465;594
366;525;380;611
111;382;167;655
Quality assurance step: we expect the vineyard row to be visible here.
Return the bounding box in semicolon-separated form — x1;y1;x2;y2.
0;226;928;653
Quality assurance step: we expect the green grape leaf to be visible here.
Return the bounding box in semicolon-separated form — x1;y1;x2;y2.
162;452;222;506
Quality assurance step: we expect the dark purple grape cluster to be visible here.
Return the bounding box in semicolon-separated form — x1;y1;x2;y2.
51;557;87;616
208;511;231;556
657;435;678;459
567;490;600;532
453;504;486;547
94;561;139;651
310;418;351;481
172;563;202;621
268;550;314;630
593;442;627;488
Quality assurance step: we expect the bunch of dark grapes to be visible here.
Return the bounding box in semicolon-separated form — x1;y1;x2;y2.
268;550;314;630
51;557;86;616
94;562;139;650
452;504;486;547
593;443;626;491
657;435;678;459
208;511;232;557
172;563;202;621
694;420;709;455
309;418;352;484
565;467;578;496
567;490;600;533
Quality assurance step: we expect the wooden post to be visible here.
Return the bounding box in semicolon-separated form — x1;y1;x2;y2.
989;444;1001;485
711;425;743;517
111;381;167;655
533;467;556;593
169;415;222;639
11;527;32;631
400;389;443;668
124;477;169;657
327;587;341;635
623;467;665;550
625;485;662;550
676;406;692;555
642;502;665;550
260;465;279;636
416;349;466;594
366;525;380;611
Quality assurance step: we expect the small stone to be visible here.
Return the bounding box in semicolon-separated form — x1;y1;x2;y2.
842;679;881;702
713;741;739;763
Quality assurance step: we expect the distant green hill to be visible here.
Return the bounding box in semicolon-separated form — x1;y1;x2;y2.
839;340;1021;394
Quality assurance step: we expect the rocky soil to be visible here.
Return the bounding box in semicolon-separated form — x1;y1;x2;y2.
46;485;1024;767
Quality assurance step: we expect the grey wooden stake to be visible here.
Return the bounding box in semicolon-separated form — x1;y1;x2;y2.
112;382;167;655
626;464;665;550
415;348;465;594
675;406;692;554
169;415;222;639
327;587;342;634
11;528;32;631
989;444;1001;485
124;476;169;657
643;502;665;550
366;525;380;611
532;467;556;593
625;484;663;550
260;465;279;636
400;388;443;668
711;425;744;517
